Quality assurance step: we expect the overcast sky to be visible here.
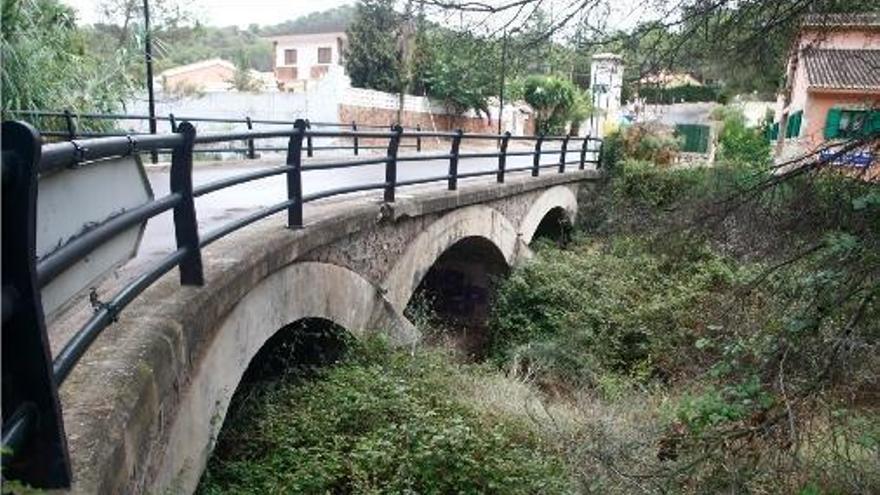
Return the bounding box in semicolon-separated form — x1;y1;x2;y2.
61;0;650;35
62;0;357;27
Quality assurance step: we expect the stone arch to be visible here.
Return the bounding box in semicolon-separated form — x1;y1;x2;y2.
153;262;416;494
518;185;579;245
382;205;521;311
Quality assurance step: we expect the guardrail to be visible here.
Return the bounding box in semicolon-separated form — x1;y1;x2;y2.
0;118;603;488
6;109;425;159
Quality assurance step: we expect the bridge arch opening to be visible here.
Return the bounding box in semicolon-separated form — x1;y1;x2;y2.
531;206;573;245
207;317;352;470
239;317;353;383
405;235;509;359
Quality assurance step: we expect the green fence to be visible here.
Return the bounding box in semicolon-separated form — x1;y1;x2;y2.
675;124;711;153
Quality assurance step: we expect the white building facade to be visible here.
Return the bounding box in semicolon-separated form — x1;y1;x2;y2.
270;31;348;90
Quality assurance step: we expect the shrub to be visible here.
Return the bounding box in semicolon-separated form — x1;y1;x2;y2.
489;234;744;388
712;105;771;166
198;339;571;494
611;159;707;208
614;122;681;166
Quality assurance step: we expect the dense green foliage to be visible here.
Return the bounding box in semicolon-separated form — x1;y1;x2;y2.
2;0;133;116
522;75;590;134
487;156;880;492
639;85;727;104
638;84;723;104
198;340;570;494
414;28;497;118
491;234;743;386
713;106;772;166
344;0;402;94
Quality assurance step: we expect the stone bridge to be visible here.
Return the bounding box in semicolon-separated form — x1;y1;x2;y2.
57;170;599;494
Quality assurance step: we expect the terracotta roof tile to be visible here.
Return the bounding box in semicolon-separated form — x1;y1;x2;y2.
802;13;880;28
803;49;880;90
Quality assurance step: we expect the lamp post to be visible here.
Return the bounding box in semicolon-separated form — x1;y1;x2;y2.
143;0;157;163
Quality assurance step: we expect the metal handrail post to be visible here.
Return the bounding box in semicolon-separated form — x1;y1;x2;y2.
245;116;256;159
63;110;76;141
169;122;204;285
305;119;314;158
352;121;359;156
532;135;544;177
559;134;570;173
448;129;464;190
579;134;590;169
385;125;402;202
497;131;510;183
287;120;306;228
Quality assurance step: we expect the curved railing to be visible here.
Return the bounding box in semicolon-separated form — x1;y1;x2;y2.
5;109;425;157
0;118;603;487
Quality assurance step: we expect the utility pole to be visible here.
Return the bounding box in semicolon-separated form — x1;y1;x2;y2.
143;0;157;163
397;0;415;126
498;29;508;135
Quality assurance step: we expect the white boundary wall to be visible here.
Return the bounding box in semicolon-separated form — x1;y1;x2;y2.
123;65;533;141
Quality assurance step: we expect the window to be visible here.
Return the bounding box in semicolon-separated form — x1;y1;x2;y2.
825;108;880;139
839;110;867;138
318;47;332;64
284;49;297;65
785;110;802;139
767;122;779;141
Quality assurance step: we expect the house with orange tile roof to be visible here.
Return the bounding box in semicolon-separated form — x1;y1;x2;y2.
772;13;880;177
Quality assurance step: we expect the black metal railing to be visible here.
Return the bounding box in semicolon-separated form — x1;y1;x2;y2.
0;118;603;488
6;109;425;159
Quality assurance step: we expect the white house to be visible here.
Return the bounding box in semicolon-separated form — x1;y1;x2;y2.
268;25;348;90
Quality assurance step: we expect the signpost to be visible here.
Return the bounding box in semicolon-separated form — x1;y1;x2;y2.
37;156;153;319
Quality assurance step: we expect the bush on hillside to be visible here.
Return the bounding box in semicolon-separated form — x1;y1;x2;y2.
489;158;880;493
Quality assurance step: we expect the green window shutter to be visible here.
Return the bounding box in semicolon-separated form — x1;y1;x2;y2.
769;122;779;140
785;111;802;138
824;108;842;139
